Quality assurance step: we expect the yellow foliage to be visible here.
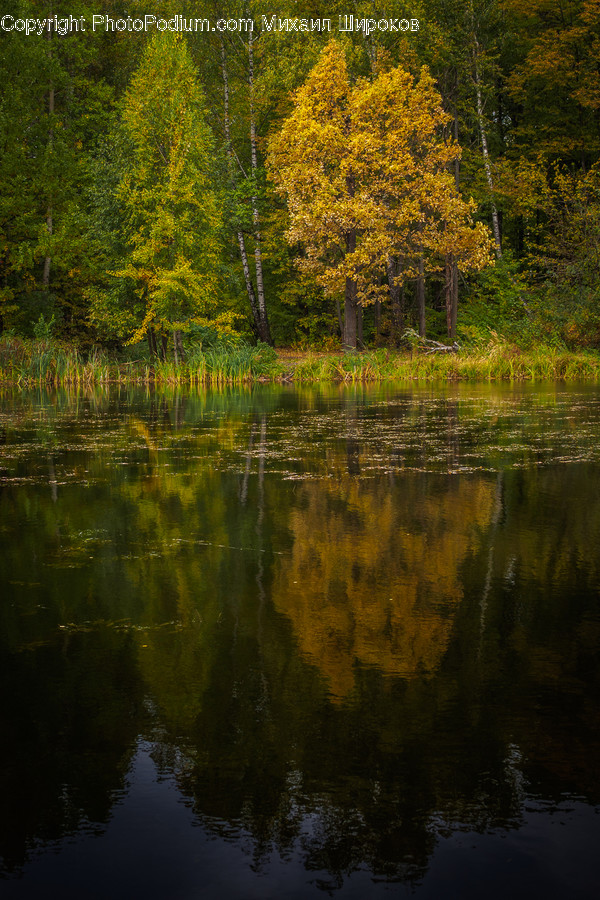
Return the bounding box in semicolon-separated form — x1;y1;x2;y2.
267;40;493;308
273;475;495;700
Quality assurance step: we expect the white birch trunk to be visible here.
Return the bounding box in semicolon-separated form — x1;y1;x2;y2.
248;28;271;344
473;36;502;259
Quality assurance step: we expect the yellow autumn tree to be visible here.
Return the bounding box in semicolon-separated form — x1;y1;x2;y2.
267;40;493;348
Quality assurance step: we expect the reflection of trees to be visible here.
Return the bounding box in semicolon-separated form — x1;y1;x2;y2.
468;466;600;803
175;461;600;882
273;476;495;699
0;390;272;873
0;628;143;872
1;388;600;886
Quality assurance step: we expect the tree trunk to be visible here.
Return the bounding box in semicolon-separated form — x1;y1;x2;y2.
343;277;357;350
343;223;357;350
386;256;404;344
445;253;458;339
43;24;54;291
453;103;460;190
473;33;502;259
417;256;426;337
452;260;458;337
173;329;185;364
248;28;272;345
220;39;263;341
43;203;53;289
147;326;158;359
357;302;363;348
335;295;343;337
237;232;261;336
343;172;358;350
449;106;460;337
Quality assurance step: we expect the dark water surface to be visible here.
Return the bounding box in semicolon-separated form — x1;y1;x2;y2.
1;383;599;898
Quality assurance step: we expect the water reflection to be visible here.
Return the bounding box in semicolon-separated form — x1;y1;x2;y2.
1;384;599;896
274;476;495;698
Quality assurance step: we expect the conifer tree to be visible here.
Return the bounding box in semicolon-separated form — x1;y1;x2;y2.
267;40;492;347
0;1;113;336
95;33;226;356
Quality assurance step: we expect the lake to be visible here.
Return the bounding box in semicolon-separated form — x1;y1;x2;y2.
1;383;599;898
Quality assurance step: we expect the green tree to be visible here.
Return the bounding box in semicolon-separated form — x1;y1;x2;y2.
525;164;600;346
0;0;113;337
502;0;600;168
93;32;227;358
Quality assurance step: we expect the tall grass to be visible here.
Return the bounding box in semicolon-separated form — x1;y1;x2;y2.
288;344;600;382
152;344;279;385
0;337;281;387
1;335;599;386
0;337;112;387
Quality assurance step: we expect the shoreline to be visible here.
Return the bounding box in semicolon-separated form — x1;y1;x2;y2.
2;341;600;387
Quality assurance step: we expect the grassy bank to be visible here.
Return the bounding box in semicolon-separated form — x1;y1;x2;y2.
286;346;600;382
0;337;279;387
1;335;600;386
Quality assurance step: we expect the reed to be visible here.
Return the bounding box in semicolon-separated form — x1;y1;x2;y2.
1;335;599;386
151;344;280;385
280;345;600;382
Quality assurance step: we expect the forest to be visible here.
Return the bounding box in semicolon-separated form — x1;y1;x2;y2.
1;0;600;372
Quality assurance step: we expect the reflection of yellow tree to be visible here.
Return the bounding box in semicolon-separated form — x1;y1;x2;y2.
274;477;495;699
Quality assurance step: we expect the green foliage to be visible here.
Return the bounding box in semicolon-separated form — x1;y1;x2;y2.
458;252;529;344
33;314;56;342
262;206;338;346
289;345;600;383
91;33;226;345
529;166;600;348
1;0;600;354
185;322;246;351
0;0;114;336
